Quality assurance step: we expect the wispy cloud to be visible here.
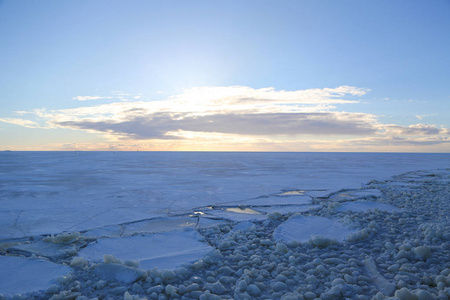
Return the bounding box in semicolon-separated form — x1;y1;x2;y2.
0;117;41;128
415;113;437;120
72;96;113;101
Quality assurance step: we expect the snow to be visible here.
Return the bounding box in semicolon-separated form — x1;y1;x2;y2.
78;230;213;270
336;201;400;213
0;255;70;296
273;215;356;243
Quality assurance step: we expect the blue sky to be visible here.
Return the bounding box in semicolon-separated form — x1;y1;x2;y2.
0;0;449;151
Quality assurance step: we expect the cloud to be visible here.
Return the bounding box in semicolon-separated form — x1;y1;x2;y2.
34;86;375;139
382;123;445;135
3;85;448;151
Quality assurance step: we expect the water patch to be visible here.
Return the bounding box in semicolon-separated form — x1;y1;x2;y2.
279;190;306;196
226;207;261;214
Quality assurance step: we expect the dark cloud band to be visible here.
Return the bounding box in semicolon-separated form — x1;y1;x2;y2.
55;112;378;140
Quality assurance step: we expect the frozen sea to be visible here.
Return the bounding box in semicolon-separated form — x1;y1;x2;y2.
0;151;449;298
0;151;448;240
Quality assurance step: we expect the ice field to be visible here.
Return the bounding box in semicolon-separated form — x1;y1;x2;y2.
0;151;449;299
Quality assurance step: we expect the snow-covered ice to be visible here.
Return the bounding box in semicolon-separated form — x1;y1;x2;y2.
78;230;213;270
0;256;70;296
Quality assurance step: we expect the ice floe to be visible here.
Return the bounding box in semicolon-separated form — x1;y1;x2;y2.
121;216;198;236
241;195;313;206
7;240;77;260
255;204;322;215
273;215;356;244
78;230;213;270
336;201;400;213
328;188;383;202
0;255;70;296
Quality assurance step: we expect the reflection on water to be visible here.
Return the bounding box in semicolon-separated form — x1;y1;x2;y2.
226;207;261;214
280;190;306;195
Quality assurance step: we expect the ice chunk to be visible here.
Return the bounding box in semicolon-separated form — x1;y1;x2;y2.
78;230;213;270
363;257;396;296
0;255;70;296
42;232;82;244
93;263;147;284
336;201;400;213
273;215;355;243
233;221;256;231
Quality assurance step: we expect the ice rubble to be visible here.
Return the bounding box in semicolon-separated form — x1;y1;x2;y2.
78;230;213;270
0;256;70;296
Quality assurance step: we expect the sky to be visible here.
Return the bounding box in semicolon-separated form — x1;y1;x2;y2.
0;0;449;152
